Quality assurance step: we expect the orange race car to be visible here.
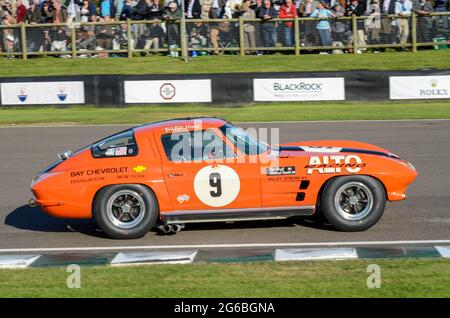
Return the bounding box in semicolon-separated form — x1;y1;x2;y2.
30;117;417;239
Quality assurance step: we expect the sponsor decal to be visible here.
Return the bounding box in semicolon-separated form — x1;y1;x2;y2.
254;78;345;101
177;194;190;204
164;124;201;133
2;82;84;105
265;166;296;176
70;176;105;184
133;165;147;173
194;165;240;207
267;175;303;182
70;167;128;178
305;155;365;175
114;146;127;156
105;148;116;156
390;76;450;99
57;84;67;101
124;80;212;103
18;86;27;102
160;83;176;100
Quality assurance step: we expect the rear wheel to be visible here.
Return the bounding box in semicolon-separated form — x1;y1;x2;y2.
320;176;386;231
93;184;158;239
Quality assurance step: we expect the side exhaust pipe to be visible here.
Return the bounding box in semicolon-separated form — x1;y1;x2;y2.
156;224;185;234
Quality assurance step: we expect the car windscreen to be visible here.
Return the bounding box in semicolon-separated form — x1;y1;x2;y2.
91;129;138;158
219;124;269;155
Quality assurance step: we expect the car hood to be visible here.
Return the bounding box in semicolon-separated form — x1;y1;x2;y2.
276;140;399;159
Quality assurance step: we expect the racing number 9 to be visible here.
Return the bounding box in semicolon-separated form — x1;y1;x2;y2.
209;172;222;197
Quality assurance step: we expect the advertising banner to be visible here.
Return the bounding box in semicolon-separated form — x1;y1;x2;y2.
124;80;212;103
253;78;345;101
390;75;450;99
1;82;85;105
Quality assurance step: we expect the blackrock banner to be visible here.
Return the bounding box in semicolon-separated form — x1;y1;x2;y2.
1;81;85;105
124;80;212;103
253;78;345;101
390;75;450;100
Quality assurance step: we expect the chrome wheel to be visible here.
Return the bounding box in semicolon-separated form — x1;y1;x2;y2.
334;182;374;221
106;190;146;229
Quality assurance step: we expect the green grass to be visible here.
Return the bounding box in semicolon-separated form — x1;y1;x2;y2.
1;50;449;77
1;259;449;297
1;101;449;125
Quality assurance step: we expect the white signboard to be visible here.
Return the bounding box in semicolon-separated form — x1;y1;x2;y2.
124;80;212;103
254;77;345;101
1;81;85;105
390;75;450;99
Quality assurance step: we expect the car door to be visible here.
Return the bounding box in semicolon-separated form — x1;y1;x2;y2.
157;128;261;212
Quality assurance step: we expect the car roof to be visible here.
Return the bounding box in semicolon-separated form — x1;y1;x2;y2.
135;117;229;135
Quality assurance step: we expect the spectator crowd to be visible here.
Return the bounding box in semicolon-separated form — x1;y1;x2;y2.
0;0;449;56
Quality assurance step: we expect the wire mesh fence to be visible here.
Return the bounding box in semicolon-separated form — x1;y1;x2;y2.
0;12;449;59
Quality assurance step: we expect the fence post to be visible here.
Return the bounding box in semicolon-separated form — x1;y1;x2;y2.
239;16;245;56
411;12;417;53
71;24;77;59
352;14;358;54
20;23;27;60
127;19;133;58
294;16;300;55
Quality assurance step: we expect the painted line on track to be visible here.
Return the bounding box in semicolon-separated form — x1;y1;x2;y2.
1;239;450;253
1;119;449;129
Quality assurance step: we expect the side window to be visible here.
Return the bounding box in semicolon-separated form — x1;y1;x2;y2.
92;129;138;158
161;130;237;162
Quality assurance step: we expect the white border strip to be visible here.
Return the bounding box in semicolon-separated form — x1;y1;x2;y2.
1;240;450;253
435;246;450;258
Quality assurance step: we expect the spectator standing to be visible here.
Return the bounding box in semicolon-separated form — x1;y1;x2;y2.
16;0;27;23
258;0;278;51
208;4;220;54
347;0;366;52
27;0;45;52
279;0;297;47
311;1;334;50
115;0;125;20
331;3;349;45
241;1;255;53
119;0;134;20
299;0;318;46
148;0;163;20
434;0;449;39
395;0;412;47
211;0;225;17
365;0;381;48
162;1;181;51
65;0;82;23
100;0;116;17
412;0;433;44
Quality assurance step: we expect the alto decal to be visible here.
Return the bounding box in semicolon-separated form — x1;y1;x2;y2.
305;155;365;175
70;167;128;177
177;194;190;204
133;165;147;173
265;166;296;176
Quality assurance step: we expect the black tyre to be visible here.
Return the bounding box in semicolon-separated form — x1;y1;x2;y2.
320;176;386;232
93;184;158;239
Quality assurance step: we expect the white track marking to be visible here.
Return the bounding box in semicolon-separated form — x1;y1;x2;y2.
1;240;450;253
1;119;449;129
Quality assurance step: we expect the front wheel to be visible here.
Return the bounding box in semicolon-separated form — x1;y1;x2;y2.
320;176;386;232
93;184;158;239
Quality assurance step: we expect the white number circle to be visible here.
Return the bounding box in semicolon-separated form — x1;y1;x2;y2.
194;165;240;207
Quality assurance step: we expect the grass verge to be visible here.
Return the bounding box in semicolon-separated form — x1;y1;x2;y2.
1;101;449;126
0;258;449;297
0;50;449;77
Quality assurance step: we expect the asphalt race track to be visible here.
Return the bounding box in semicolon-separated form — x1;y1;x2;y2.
0;120;449;250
